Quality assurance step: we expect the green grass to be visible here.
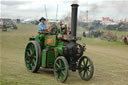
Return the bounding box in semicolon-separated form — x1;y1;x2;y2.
80;37;127;48
0;24;128;85
103;30;128;40
77;27;128;48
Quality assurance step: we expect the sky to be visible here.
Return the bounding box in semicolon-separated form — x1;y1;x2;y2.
0;0;128;21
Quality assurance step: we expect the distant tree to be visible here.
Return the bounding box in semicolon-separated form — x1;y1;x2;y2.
118;23;128;31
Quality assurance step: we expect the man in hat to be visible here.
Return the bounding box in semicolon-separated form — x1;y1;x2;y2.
38;17;48;32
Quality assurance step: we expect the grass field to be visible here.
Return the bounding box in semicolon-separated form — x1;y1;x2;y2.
0;24;128;85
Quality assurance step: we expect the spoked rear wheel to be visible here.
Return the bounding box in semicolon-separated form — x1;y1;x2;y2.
78;56;94;81
54;56;69;83
24;41;41;73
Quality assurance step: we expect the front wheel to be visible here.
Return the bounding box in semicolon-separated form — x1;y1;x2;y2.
54;56;69;83
78;56;94;81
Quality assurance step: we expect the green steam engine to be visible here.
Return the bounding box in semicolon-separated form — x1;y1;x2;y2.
24;4;94;83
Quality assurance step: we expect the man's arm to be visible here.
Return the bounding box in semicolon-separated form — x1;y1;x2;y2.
38;24;43;32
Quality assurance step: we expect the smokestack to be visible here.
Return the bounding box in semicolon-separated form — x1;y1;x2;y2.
86;10;88;22
71;4;79;38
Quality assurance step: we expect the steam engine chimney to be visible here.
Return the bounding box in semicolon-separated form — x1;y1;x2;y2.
86;10;88;22
71;4;79;39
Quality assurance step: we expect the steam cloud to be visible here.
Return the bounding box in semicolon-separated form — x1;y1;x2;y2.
80;0;128;21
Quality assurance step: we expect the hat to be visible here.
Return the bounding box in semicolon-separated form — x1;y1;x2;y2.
39;17;46;22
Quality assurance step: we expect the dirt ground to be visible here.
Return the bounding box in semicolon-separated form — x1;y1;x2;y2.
0;24;128;85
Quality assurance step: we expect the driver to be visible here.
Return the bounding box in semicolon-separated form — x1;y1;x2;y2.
38;17;50;33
